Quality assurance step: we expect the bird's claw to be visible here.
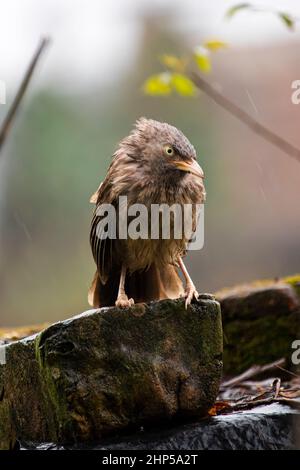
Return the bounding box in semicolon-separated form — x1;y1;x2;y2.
115;295;135;309
184;284;199;309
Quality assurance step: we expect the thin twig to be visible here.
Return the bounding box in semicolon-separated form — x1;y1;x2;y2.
0;37;50;154
191;72;300;163
221;358;286;389
275;364;300;379
219;396;300;414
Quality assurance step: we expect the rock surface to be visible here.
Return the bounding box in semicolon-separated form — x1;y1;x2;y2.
217;275;300;375
20;403;299;450
87;403;300;450
0;296;222;449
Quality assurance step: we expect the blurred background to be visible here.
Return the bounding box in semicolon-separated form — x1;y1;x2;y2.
0;0;300;326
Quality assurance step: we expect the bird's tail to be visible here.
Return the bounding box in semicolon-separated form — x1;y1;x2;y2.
88;263;184;308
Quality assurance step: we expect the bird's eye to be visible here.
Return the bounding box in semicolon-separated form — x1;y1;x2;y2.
164;146;174;156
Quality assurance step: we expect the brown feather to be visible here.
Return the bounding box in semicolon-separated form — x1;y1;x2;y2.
88;118;205;307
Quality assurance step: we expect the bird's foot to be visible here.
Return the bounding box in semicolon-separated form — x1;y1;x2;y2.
115;294;134;309
183;284;199;309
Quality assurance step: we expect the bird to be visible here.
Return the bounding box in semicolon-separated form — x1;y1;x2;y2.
89;118;206;309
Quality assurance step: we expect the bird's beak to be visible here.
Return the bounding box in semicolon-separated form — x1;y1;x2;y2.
173;159;204;179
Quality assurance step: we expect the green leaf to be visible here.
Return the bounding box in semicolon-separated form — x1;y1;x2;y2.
171;73;197;96
194;46;211;73
204;39;228;51
160;54;187;72
143;73;172;95
278;12;294;30
226;4;295;30
226;3;251;18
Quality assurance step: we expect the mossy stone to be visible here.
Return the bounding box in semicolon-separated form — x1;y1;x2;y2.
0;296;222;447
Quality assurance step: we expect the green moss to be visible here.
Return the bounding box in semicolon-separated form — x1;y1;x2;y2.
223;303;299;374
283;274;300;299
216;273;300;301
217;274;300;374
34;331;73;442
0;399;16;450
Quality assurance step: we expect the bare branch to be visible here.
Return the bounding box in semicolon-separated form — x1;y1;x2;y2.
221;358;286;389
0;37;50;154
191;72;300;163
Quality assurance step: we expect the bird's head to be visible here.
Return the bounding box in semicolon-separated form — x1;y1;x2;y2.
121;118;204;182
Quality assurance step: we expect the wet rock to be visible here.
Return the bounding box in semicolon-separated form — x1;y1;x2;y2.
20;403;299;450
0;296;222;448
94;403;299;450
216;275;300;375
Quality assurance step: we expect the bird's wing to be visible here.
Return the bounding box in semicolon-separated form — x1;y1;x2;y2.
89;148;151;305
90;190;116;285
89;182;102;203
89;151;129;284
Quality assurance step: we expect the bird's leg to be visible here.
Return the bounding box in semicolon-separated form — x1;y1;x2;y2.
115;264;134;308
178;257;199;309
